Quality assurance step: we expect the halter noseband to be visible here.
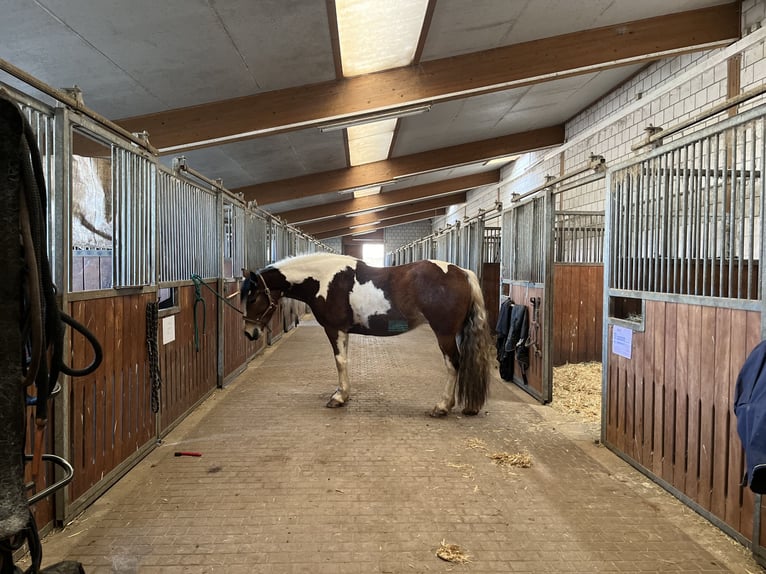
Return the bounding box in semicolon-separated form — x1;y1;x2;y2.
247;272;277;327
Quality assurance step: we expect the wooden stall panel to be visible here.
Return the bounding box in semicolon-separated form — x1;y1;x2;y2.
552;264;603;365
223;280;262;381
68;293;156;504
605;301;760;541
158;284;219;431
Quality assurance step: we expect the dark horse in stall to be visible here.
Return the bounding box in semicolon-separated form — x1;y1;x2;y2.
240;253;494;417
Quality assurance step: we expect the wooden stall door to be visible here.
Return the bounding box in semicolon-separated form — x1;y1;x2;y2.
604;301;760;541
552;263;603;365
68;292;157;516
506;283;548;402
159;283;219;432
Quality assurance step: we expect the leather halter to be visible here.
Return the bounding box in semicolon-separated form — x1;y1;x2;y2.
247;272;277;327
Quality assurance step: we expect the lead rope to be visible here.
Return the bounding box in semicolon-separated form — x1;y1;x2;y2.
146;302;161;414
191;275;206;352
190;274;245;348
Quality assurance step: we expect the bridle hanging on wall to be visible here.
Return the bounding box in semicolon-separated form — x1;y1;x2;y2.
0;93;103;574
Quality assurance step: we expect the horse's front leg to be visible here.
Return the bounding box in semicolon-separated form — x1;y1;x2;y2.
431;336;459;417
325;329;350;408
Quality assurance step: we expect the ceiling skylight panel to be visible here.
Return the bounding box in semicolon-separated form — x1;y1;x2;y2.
336;0;429;77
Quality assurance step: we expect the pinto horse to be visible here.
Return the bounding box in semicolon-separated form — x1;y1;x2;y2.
240;253;494;417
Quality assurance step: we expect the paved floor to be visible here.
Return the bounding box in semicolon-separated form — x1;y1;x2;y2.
26;320;763;573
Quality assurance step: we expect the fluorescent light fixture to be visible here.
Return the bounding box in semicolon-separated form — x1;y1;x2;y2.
350;221;380;229
338;180;395;195
319;104;431;133
484;155;520;167
353;186;382;199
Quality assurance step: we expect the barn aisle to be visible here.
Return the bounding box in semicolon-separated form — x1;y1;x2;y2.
27;319;760;573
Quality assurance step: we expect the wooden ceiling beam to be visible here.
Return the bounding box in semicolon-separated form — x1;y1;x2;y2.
276;171;498;224
298;193;466;235
243;125;562;205
116;4;739;152
313;210;446;240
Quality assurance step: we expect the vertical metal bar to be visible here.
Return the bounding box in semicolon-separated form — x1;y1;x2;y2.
747;123;756;300
621;176;628;289
678;145;691;295
634;168;640;290
636;163;644;290
660;153;670;294
137;155;144;285
691;139;704;295
150;161;157;285
700;137;714;297
601;169;614;445
712;133;721;297
174;179;181;281
671;148;679;294
738;125;747;299
728;129;736;299
542;188;554;403
166;175;171;281
53;107;72;522
112;146;120;286
158;174;165;282
653;156;662;292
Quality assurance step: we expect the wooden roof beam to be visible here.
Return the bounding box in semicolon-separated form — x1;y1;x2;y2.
276;171;498;224
242;125;563;205
116;4;739;152
298;193;466;236
313;210;446;240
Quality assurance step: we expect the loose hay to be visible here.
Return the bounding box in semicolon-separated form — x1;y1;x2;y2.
488;451;532;468
464;437;488;451
436;540;471;564
552;361;602;422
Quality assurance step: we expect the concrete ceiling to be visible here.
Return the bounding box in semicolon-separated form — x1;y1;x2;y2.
0;0;740;239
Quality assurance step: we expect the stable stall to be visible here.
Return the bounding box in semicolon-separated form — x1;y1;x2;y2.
603;101;766;549
0;76;331;534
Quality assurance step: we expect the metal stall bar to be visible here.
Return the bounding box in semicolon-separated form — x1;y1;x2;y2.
157;171;219;283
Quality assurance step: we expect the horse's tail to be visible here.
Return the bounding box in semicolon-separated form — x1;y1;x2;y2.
456;269;494;415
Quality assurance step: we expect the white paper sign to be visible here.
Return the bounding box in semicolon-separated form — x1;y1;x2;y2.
162;315;176;345
612;325;632;359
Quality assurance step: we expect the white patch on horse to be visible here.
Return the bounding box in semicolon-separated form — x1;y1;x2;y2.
349;280;391;327
274;253;358;300
428;260;452;273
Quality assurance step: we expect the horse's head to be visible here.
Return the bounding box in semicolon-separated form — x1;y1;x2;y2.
240;270;278;341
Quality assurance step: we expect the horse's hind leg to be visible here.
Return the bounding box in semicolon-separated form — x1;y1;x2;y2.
325;329;350;408
430;335;459;418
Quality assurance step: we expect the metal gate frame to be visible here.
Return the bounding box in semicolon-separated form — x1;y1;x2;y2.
501;159;607;403
500;189;554;402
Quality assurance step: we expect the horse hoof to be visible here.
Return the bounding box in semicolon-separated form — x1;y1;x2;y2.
461;408;480;416
326;398;346;408
430;407;449;418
